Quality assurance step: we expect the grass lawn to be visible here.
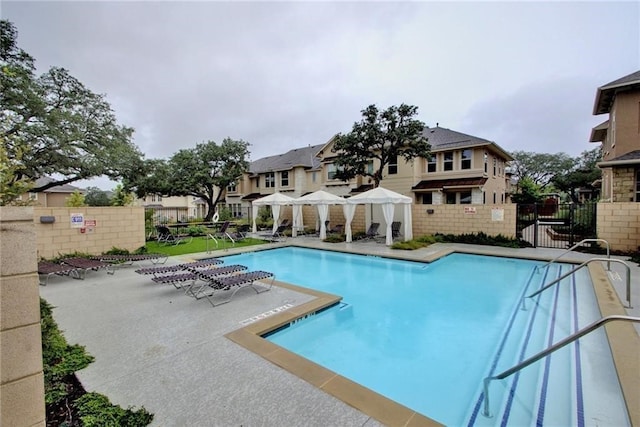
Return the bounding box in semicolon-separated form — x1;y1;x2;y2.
145;236;267;256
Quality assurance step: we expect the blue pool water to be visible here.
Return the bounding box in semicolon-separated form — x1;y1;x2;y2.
221;247;628;426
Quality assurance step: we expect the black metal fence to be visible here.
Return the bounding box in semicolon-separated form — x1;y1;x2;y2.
516;202;597;248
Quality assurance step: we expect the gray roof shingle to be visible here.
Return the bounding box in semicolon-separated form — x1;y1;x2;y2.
593;70;640;115
249;144;324;174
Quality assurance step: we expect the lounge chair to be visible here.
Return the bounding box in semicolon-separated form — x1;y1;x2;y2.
391;221;402;240
150;265;248;292
328;224;344;234
186;264;250;297
60;257;115;279
200;270;275;307
357;222;380;240
38;261;79;286
223;223;250;245
91;253;169;266
259;224;287;242
135;257;223;276
155;225;192;246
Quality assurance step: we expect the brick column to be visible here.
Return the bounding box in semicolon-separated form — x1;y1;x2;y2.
0;207;46;426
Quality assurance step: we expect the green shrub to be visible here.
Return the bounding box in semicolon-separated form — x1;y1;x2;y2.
391;240;424;250
40;299;94;405
352;231;367;240
186;225;205;236
75;392;153;427
434;232;526;248
104;247;130;255
323;234;346;243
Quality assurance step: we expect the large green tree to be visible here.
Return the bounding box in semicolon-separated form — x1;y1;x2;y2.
84;186;111;206
509;150;575;190
127;139;250;221
1;20;143;197
552;147;602;202
331;104;430;187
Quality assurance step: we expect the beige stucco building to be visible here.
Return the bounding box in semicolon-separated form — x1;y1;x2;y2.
16;177;84;207
227;126;513;217
590;70;640;202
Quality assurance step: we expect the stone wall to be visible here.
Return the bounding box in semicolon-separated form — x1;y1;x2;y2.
597;202;640;252
34;207;145;259
612;167;636;203
0;207;46;426
412;204;517;237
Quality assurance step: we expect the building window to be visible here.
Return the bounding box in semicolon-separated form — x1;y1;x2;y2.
255;177;260;189
427;154;437;173
388;155;398;175
281;171;289;187
421;193;433;204
461;149;472;170
265;172;275;188
460;191;472;204
636;169;640;202
493;158;497;176
312;171;317;183
227;182;237;192
445;192;456;204
493;192;497;203
444;152;453;171
367;160;374;175
483;192;486;204
28;192;38;201
327;164;339;180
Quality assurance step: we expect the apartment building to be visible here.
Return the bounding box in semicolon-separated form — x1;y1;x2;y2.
590;70;640;202
16;177;84;207
229;126;512;215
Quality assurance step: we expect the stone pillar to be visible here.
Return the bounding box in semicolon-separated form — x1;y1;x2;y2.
0;207;46;426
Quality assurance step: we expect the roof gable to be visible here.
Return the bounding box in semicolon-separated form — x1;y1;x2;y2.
593;69;640;115
422;126;513;160
249;144;324;174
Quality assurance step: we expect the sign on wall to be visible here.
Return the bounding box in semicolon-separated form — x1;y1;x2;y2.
491;208;504;222
464;207;476;215
70;213;84;228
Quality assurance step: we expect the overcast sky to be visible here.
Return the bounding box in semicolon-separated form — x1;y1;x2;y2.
3;1;639;190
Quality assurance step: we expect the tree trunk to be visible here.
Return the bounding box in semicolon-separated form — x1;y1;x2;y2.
204;198;215;221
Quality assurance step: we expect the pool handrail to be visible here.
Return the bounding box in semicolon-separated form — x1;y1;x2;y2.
527;258;632;309
482;314;640;418
536;239;610;272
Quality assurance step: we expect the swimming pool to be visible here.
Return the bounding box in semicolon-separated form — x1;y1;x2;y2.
222;247;629;426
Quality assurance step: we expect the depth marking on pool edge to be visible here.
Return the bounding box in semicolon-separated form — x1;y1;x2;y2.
240;304;294;325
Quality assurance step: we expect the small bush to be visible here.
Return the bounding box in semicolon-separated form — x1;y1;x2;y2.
104;247;130;255
352;231;367;240
75;392;153;427
324;234;346;243
186;225;206;236
41;299;94;405
391;240;424;250
434;232;525;248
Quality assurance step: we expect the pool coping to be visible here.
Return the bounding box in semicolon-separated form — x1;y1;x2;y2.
224;245;639;427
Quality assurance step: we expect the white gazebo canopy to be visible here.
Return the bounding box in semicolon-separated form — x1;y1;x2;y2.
251;192;295;233
346;186;413;245
293;190;346;239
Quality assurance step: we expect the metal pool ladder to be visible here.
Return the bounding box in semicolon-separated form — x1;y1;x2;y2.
525;258;632;309
536;238;611;271
482;315;640;418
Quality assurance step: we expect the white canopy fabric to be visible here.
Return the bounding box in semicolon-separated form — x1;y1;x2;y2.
346;186;413;245
251;192;295;233
294;190;346;239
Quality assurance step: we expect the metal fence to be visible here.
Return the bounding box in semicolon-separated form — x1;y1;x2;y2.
516;202;597;248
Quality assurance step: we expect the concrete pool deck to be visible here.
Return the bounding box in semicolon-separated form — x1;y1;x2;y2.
39;239;640;426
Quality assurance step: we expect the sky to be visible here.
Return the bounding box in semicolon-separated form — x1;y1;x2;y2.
3;1;639;190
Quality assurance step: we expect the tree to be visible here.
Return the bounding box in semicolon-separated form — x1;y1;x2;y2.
552;147;602;203
84;187;111;206
1;20;143;193
64;190;85;207
510;151;575;190
510;176;542;204
111;184;134;206
331;104;430;187
127;138;250;221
